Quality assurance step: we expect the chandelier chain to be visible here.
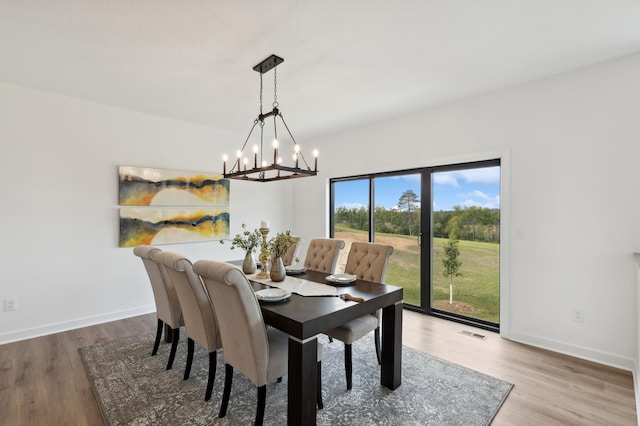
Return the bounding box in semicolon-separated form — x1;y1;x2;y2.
273;68;278;108
259;73;263;115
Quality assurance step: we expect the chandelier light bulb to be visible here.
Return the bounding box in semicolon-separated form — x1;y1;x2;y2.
272;139;279;165
253;145;258;168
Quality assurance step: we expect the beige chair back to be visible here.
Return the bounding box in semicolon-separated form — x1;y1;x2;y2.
344;242;394;283
304;238;345;273
282;236;302;266
155;251;221;352
133;245;183;328
193;260;271;387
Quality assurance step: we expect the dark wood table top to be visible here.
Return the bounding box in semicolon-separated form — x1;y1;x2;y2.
247;268;403;340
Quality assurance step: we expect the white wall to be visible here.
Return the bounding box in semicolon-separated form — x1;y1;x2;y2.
2;53;639;373
293;53;640;370
0;83;293;343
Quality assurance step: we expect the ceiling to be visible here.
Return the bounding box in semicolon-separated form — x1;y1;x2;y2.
2;1;640;140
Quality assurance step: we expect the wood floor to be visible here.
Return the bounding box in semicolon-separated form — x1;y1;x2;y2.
1;311;636;425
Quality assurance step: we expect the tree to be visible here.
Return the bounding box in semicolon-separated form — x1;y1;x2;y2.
442;237;462;304
445;215;461;240
397;189;420;235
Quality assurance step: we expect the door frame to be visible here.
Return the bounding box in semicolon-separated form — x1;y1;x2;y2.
329;152;510;337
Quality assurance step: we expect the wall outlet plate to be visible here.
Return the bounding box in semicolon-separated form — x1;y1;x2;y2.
3;298;17;311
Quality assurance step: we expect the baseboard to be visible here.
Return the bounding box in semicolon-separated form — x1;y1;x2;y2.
508;330;635;372
0;305;156;345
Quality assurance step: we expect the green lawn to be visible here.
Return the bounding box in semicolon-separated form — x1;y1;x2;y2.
339;229;500;324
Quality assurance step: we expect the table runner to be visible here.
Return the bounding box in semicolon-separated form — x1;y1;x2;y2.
248;274;338;296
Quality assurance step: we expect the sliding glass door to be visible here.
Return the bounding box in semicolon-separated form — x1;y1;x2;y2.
330;160;500;331
332;178;369;273
373;174;422;306
429;165;500;327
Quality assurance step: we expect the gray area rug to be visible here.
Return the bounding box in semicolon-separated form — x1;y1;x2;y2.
79;331;512;425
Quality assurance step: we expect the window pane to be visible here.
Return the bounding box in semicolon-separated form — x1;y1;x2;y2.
373;174;421;306
431;166;500;324
330;159;500;331
333;179;369;273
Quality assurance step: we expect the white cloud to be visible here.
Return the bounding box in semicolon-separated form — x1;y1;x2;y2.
434;166;500;187
433;173;460;187
467;190;492;202
462;199;482;208
386;174;421;184
338;202;366;210
460;167;500;184
461;191;500;209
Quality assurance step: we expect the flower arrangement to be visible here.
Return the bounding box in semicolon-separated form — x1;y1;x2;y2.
268;230;299;258
221;223;262;252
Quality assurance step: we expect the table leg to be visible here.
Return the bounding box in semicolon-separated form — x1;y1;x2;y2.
381;301;402;389
288;336;318;425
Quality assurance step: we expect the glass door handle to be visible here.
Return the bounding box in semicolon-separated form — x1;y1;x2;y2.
417;233;422;247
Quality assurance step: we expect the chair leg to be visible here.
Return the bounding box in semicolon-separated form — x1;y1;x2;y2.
374;327;382;365
345;343;353;390
328;336;333;343
220;364;233;418
184;338;194;380
205;351;217;401
317;361;324;410
256;385;266;426
166;327;179;370
152;318;163;356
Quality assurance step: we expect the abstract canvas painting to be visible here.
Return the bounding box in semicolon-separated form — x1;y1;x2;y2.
118;166;229;206
119;207;230;247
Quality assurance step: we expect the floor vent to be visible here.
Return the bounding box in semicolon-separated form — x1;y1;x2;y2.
459;330;487;340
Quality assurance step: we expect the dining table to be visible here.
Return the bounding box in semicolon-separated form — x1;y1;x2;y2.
239;264;404;426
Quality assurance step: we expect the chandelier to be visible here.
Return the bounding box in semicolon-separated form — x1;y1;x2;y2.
222;54;318;182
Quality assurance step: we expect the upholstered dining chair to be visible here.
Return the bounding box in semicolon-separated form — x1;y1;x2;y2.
303;238;345;273
133;245;184;370
155;251;222;401
282;236;302;266
193;260;323;425
325;242;393;389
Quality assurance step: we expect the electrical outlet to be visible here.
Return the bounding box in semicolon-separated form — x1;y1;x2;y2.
573;309;584;323
4;298;17;312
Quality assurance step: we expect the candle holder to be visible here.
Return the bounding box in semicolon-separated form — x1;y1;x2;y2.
255;227;271;279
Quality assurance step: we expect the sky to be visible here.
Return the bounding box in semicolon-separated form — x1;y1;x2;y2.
334;166;500;211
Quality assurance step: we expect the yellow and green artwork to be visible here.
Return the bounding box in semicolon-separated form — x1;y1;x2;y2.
118;166;230;246
119;207;230;247
118;166;229;206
